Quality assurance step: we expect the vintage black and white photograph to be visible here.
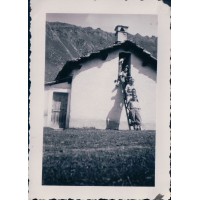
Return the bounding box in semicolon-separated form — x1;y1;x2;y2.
42;13;157;186
29;0;170;199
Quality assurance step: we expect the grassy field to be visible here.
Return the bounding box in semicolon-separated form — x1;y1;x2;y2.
42;128;155;186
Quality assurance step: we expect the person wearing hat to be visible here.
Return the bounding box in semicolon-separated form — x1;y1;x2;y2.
125;77;135;102
127;91;142;130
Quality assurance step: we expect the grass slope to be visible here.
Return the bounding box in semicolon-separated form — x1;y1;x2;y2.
42;128;155;186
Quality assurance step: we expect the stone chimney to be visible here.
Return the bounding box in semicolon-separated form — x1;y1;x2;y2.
114;25;128;43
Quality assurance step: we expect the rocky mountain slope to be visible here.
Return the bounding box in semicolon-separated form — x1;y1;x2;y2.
45;22;157;82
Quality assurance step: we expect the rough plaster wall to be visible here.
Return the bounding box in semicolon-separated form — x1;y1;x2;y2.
69;49;156;130
130;54;156;130
69;50;128;129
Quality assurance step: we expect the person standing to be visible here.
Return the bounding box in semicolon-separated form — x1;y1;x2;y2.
125;77;135;102
127;90;142;130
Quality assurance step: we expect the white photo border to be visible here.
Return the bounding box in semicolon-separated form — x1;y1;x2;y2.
29;0;171;199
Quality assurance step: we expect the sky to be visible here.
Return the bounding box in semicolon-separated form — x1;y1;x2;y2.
46;13;157;37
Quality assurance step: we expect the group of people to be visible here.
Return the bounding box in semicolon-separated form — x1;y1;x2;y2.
114;58;142;130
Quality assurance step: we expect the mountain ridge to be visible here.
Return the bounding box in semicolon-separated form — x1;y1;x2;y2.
45;21;157;82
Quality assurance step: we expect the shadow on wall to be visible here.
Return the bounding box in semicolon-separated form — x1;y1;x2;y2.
74;52;116;78
133;62;157;82
106;86;124;130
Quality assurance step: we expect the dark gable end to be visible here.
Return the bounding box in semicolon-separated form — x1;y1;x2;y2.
47;40;157;85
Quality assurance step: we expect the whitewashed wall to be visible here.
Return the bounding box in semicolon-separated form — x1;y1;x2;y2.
69;49;156;130
130;54;156;130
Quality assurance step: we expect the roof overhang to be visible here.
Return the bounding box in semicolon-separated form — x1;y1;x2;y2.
54;40;157;83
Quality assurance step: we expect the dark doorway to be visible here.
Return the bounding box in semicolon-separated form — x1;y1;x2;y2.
119;52;131;76
51;92;68;129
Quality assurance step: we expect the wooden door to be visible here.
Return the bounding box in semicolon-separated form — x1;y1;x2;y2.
51;92;68;129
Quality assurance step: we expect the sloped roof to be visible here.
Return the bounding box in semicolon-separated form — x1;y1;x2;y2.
46;40;157;85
